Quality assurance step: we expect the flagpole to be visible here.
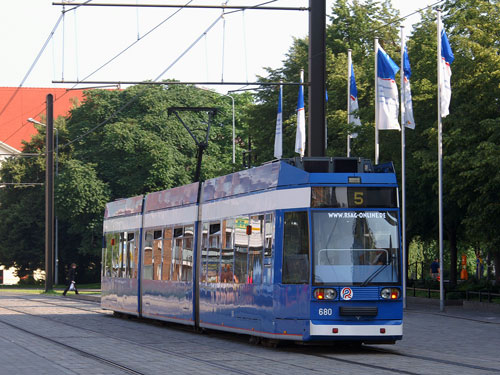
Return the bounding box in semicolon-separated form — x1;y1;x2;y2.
374;38;379;164
400;26;407;310
437;9;445;312
347;49;352;157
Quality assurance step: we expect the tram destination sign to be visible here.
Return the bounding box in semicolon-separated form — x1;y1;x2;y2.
311;187;397;208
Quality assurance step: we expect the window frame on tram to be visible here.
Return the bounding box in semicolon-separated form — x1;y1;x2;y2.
282;210;310;285
200;212;275;285
102;231;139;279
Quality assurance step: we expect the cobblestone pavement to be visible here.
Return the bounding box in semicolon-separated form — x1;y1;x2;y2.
0;291;499;375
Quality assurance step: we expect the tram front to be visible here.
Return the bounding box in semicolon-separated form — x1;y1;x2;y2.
308;186;403;343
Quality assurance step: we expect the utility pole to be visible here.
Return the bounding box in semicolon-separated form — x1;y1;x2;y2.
45;94;54;292
307;0;326;157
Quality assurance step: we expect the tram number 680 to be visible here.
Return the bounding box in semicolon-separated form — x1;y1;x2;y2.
318;308;333;316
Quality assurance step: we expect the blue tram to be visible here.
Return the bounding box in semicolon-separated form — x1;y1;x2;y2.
102;157;403;344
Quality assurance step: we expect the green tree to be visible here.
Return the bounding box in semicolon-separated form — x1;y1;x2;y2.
0;83;250;281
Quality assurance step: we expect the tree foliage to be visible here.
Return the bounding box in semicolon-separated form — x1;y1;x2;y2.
0;84;249;281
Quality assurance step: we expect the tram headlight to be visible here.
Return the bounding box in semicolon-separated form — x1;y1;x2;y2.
314;288;337;300
381;288;400;300
324;288;337;300
314;289;325;300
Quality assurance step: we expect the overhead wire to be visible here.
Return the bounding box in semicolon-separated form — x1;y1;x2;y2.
0;0;193;148
61;0;279;149
4;1;443;154
74;8;80;81
62;5;66;81
372;0;446;35
221;3;228;82
242;10;249;83
0;0;94;146
62;14;225;149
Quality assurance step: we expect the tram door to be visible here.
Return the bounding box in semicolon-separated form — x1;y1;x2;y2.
279;211;310;317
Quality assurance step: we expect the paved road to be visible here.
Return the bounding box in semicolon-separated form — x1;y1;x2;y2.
0;291;499;375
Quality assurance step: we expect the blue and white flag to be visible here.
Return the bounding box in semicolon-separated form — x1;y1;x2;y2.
295;70;306;157
274;84;283;159
403;46;415;129
439;22;454;118
349;64;361;126
377;46;400;130
349;61;362;138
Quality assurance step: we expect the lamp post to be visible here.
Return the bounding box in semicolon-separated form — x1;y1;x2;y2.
27;116;59;286
222;94;235;164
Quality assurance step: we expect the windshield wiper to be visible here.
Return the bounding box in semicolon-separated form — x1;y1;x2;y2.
360;254;393;287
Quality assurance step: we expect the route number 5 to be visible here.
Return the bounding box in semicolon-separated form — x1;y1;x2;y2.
354;192;364;205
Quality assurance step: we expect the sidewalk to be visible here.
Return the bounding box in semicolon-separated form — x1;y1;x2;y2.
406;296;500;324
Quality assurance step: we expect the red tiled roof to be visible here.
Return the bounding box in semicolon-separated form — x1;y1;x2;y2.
0;87;86;151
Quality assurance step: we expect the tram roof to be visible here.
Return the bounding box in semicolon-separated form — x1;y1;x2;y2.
201;158;396;203
105;158;397;217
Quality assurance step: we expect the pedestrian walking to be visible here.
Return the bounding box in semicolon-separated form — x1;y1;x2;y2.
62;263;79;296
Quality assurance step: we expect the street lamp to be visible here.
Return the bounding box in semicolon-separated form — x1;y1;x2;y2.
27;117;59;285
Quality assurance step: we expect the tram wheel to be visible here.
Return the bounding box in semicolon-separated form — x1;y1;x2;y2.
249;336;261;345
261;339;280;348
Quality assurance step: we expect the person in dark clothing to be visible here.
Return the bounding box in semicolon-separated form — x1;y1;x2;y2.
430;258;440;280
62;263;79;296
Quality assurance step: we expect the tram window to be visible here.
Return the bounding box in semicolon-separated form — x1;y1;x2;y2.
153;230;162;280
264;214;274;259
263;213;274;284
248;215;264;284
111;233;120;278
102;241;106;277
132;231;139;279
172;227;183;281
207;221;221;283
221;219;234;283
125;232;135;278
182;225;194;281
119;233;127;278
104;233;114;277
234;216;249;284
162;227;173;281
143;231;154;280
201;223;209;283
282;211;310;284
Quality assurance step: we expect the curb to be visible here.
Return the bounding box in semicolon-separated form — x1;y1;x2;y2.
463;300;500;313
407;296;462;306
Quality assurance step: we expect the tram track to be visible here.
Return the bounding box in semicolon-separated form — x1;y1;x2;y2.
365;346;500;373
0;316;146;375
293;344;500;374
0;295;270;375
2;294;500;374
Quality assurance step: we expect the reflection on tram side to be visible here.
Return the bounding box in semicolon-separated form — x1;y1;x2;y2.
102;158;403;344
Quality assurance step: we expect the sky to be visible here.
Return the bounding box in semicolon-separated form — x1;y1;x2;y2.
0;0;439;94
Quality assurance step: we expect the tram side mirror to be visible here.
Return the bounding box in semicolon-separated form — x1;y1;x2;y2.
246;225;252;235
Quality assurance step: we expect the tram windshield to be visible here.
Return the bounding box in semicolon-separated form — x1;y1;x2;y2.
312;211;399;285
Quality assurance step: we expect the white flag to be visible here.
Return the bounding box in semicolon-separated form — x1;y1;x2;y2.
295;70;306;157
377;46;400;130
403;46;415;129
274;84;283;159
439;20;454;118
